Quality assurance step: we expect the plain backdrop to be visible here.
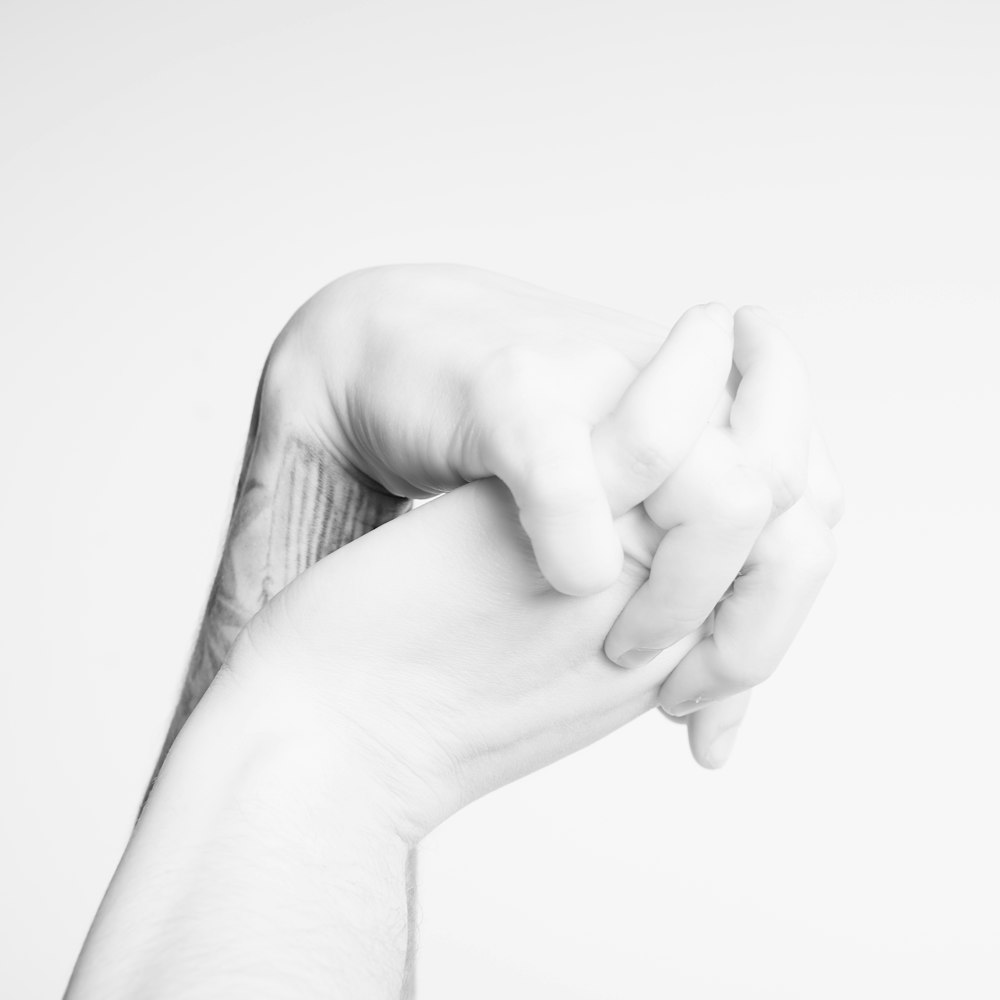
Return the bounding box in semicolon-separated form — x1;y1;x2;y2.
2;1;998;997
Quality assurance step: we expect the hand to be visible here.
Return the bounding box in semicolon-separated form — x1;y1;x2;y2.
604;307;845;766
232;302;841;831
266;263;734;596
234;475;688;844
264;270;842;769
235;321;739;840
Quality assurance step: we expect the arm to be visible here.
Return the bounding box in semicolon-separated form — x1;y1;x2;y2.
124;291;728;999
134;354;417;999
73;668;414;999
247;267;841;761
154;267;837;782
70;292;839;996
70;292;718;996
68;479;695;1000
146;350;409;795
67;302;761;996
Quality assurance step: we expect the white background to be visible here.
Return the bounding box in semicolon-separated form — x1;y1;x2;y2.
2;1;998;996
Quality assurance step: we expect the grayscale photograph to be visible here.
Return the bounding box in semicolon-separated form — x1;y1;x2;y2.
1;1;996;997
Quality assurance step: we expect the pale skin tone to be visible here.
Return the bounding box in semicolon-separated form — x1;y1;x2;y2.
66;265;842;998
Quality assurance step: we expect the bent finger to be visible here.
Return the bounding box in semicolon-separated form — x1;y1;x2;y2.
730;306;812;514
685;689;754;769
603;430;770;667
486;416;623;596
593;303;734;515
658;501;837;715
805;427;846;527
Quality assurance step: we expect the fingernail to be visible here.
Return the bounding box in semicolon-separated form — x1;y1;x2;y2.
661;696;710;718
703;727;739;769
657;705;687;725
614;647;663;669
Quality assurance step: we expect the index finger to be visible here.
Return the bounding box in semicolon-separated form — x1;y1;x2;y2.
592;302;735;515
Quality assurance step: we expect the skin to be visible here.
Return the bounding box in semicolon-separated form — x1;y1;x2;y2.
259;265;843;760
145;372;410;796
65;346;838;994
65;267;843;996
65;397;717;1000
145;267;771;789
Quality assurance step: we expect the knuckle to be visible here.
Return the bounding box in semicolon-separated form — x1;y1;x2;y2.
824;479;847;527
709;470;772;531
614;423;681;484
480;399;556;466
741;657;775;688
653;608;711;643
780;514;838;578
711;630;773;689
682;303;736;368
521;451;598;517
804;524;838;577
715;640;772;689
471;346;549;418
480;417;524;471
768;459;809;513
686;301;734;337
627;439;675;482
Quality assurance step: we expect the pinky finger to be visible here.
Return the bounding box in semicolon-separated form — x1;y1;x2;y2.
684;690;753;769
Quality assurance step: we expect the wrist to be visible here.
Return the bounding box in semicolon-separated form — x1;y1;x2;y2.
225;640;449;845
247;336;412;585
71;665;412;999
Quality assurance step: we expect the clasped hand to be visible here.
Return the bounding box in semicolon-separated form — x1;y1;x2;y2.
236;264;842;841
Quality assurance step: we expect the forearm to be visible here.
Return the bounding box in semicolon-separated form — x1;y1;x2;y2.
149;349;410;789
70;663;412;1000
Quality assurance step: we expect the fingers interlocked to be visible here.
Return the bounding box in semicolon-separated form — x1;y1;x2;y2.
603;428;771;668
598;305;842;766
486;301;736;596
481;296;841;770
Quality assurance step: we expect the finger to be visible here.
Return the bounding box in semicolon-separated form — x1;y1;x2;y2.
603;430;770;668
658;501;837;716
730;306;812;514
709;361;740;427
686;689;753;769
485;416;623;596
805;427;846;527
592;303;735;515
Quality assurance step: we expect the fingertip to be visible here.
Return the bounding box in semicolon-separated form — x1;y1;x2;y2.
687;691;753;767
700;301;734;333
657;704;689;726
693;725;740;769
607;646;663;670
734;304;770;324
675;302;733;349
537;534;624;597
